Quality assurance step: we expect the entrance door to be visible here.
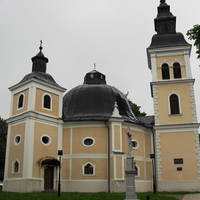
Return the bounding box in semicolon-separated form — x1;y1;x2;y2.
44;166;54;190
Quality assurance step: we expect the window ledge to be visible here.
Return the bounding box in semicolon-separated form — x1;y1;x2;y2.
168;114;182;116
83;174;95;177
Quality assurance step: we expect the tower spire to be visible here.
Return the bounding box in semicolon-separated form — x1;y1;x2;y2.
31;41;48;73
155;0;176;34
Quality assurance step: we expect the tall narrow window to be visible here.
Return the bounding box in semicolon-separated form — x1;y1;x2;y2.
173;62;182;78
18;94;24;109
161;63;170;79
84;163;93;175
170;94;180;114
43;94;51;109
13;160;19;173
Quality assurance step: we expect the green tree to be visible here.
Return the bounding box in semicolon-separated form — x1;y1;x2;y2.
0;117;7;181
187;24;200;59
128;100;146;117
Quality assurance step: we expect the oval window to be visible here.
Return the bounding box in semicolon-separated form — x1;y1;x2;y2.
14;135;21;145
83;138;94;147
41;135;51;145
132;140;139;149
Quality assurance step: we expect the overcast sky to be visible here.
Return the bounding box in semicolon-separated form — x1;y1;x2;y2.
0;0;200;121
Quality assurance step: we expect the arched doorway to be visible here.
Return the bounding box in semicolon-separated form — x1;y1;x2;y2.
41;158;60;190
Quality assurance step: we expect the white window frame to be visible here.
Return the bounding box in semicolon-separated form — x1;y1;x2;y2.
135;164;140;177
82;137;95;147
42;93;52;111
82;162;95;176
14;134;21;145
41;134;51;146
168;92;182;115
17;93;25;110
131;139;139;150
12;159;20;174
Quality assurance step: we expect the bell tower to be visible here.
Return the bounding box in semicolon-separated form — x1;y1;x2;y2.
147;1;200;191
3;43;66;192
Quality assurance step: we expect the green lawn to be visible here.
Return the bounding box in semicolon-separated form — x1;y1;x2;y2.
0;192;184;200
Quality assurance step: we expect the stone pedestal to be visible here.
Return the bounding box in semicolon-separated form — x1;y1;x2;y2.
124;157;139;200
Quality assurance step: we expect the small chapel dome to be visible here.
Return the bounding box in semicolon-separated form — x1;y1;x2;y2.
62;70;141;124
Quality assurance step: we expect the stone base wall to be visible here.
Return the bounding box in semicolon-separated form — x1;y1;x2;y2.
3;179;152;193
158;181;200;192
3;179;44;193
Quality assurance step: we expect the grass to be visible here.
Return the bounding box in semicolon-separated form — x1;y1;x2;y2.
0;191;186;200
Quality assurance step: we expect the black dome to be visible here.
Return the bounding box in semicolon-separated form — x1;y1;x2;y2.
62;70;141;124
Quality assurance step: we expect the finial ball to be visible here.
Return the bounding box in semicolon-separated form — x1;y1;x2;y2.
160;0;165;3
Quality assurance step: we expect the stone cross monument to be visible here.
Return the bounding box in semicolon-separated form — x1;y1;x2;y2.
124;128;139;200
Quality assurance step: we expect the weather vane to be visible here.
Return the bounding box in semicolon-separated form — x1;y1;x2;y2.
94;63;96;70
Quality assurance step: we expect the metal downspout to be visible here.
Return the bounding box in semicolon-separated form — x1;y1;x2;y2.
151;127;157;194
105;121;110;193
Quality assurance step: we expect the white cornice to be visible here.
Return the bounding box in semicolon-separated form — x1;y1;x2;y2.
154;123;200;132
6;111;63;126
151;78;195;85
147;45;191;55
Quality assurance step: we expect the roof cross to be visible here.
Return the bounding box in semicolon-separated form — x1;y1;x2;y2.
39;40;43;51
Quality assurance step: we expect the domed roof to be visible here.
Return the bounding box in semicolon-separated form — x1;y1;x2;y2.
20;71;61;87
62;70;142;124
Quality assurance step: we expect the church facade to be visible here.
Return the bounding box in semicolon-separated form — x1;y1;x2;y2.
3;1;200;193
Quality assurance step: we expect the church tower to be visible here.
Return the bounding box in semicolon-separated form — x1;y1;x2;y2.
3;43;66;192
147;1;200;191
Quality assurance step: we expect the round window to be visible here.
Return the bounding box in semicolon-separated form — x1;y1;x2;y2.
14;135;21;145
41;135;51;145
83;138;94;147
132;140;139;149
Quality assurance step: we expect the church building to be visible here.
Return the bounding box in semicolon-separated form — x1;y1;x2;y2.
3;1;200;193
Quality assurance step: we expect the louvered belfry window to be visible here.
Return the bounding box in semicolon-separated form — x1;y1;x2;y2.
161;63;170;79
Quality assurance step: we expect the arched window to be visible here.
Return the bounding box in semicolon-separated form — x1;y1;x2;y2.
170;94;180;114
84;163;94;175
135;165;139;177
13;160;19;173
18;94;24;109
43;94;51;109
161;63;170;79
173;62;182;78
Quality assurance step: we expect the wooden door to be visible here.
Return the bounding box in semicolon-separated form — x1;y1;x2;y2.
44;166;54;190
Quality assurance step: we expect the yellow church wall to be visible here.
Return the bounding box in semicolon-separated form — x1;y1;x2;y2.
8;122;25;178
62;159;70;179
145;134;151;158
35;88;59;116
72;127;107;155
146;162;152;180
62;128;71;155
156;56;186;80
156;83;193;125
114;125;120;150
116;156;123;179
160;131;198;182
33;122;58;178
71;158;107;179
12;89;29;116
